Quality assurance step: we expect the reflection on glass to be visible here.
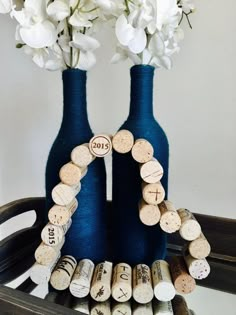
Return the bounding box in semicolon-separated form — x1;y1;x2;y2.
45;290;196;314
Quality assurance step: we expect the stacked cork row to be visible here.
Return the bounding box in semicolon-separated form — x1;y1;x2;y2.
30;130;212;305
31;257;200;307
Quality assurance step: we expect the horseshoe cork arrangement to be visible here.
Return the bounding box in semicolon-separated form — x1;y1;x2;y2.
30;129;211;313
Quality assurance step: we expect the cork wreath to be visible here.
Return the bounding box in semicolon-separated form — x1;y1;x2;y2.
30;129;211;306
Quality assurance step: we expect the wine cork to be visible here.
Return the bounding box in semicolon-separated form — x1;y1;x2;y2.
184;255;210;280
131;139;154;163
178;208;201;241
169;256;196;294
71;297;89;314
52;182;81;206
48;199;78;226
142;182;165;205
153;299;174;314
112;263;132;302
133;302;153;315
41;219;72;246
50;255;77;290
133;264;154;304
70;258;95;298
90;261;113;302
34;238;64;266
30;254;60;285
89;134;112;157
139;199;161;226
91;301;111;315
151;260;175;301
112;129;134;153
189;232;211;259
140;158;164;184
59;162;87;186
112;301;131;315
172;295;190;315
71;143;95;167
159;201;181;233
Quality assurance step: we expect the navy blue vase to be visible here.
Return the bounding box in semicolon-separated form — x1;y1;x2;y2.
112;65;169;266
45;69;107;262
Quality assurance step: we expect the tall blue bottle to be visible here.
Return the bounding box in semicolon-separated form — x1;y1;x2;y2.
45;69;107;262
112;65;169;266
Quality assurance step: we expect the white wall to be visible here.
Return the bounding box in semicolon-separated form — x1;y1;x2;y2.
0;0;235;313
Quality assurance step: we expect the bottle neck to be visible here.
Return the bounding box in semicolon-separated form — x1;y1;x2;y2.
61;69;90;130
129;65;155;119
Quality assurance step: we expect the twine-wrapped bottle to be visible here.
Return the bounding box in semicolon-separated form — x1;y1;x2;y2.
112;65;169;266
46;69;107;262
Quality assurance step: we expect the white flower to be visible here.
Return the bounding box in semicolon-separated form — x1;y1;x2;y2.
148;32;172;69
69;9;93;28
115;14;147;54
155;0;182;30
94;0;125;16
0;0;12;13
47;0;70;21
24;43;66;70
69;0;101;29
128;1;153;29
2;0;193;71
111;45;142;65
0;0;23;13
94;0;116;12
21;21;57;49
70;32;100;51
179;0;195;12
69;0;79;10
45;44;66;70
11;0;57;49
111;0;190;69
24;45;48;68
70;32;100;70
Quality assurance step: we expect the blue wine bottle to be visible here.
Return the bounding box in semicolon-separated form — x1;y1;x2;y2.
112;65;169;266
45;69;107;262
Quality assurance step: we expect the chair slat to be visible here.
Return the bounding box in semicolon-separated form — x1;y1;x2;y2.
0;197;45;225
0;226;41;284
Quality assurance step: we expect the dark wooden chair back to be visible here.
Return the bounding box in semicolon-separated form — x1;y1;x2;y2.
0;197;45;285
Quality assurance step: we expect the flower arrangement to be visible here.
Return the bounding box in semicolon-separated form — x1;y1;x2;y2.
0;0;194;71
112;0;195;69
